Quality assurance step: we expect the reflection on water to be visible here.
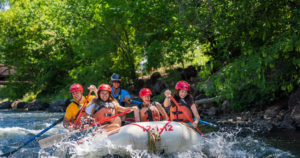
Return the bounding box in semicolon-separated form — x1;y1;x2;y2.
257;130;300;157
0;111;298;158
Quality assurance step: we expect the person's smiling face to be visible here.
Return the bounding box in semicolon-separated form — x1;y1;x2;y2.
179;90;188;99
100;90;110;101
141;95;151;105
71;91;83;102
112;81;120;89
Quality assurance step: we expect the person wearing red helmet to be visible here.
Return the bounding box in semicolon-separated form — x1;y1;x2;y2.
137;88;168;122
63;83;97;130
85;84;139;131
163;81;200;128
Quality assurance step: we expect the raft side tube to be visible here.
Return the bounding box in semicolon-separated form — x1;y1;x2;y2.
107;121;202;154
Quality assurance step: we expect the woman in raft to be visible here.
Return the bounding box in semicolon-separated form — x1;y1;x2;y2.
163;81;200;128
138;88;168;122
85;84;139;132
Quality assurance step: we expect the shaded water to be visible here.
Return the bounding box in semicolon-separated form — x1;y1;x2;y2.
0;111;298;158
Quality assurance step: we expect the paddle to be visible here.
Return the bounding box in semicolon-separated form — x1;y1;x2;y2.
39;91;92;149
187;120;218;128
86;109;132;129
73;91;92;128
0;117;64;157
169;96;203;135
38;109;132;149
38;133;69;149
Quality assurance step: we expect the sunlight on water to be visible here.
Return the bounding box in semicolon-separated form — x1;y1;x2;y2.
0;112;62;119
0;126;41;137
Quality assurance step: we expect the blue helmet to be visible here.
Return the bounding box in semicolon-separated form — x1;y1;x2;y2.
111;73;121;82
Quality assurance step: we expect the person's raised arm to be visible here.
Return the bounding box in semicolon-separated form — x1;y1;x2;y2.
115;103;140;122
132;106;140;122
155;102;168;121
88;85;98;98
163;89;172;108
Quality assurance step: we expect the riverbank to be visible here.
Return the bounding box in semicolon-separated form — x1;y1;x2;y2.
200;94;300;133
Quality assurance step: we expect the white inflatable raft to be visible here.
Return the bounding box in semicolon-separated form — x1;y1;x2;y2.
39;121;203;155
107;121;202;154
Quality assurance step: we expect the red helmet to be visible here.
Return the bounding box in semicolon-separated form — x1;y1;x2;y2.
98;84;112;92
70;83;84;93
175;81;190;91
139;88;152;98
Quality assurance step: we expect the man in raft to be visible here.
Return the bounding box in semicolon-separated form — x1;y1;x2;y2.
85;84;139;132
138;88;168;122
63;83;97;131
163;81;200;128
110;73;142;122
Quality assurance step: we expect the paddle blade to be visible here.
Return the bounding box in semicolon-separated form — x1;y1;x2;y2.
38;134;68;149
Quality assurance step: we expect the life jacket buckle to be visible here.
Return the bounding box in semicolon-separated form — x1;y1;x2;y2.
172;111;183;115
104;113;113;117
173;119;184;121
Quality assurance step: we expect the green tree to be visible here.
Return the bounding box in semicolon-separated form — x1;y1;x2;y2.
197;0;300;109
0;0;76;99
0;0;299;111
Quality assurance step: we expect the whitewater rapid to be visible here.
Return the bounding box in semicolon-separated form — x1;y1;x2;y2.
0;111;296;158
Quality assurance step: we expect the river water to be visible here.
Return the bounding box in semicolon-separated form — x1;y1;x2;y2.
0;111;298;158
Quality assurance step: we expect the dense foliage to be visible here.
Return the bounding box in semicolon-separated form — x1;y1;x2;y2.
0;0;299;109
197;0;300;109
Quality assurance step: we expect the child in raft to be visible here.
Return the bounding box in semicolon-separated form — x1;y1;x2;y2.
85;84;139;132
137;88;168;122
163;81;200;128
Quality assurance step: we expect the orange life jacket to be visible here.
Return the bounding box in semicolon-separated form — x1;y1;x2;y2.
139;102;160;122
93;102;116;125
170;99;193;122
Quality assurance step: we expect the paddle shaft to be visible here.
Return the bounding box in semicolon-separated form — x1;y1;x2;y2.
38;109;132;149
0;117;63;157
169;96;203;135
74;91;92;126
89;109;132;128
199;120;218;128
187;120;218;128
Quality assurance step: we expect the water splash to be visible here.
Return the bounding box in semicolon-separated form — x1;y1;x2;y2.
0;112;296;158
38;128;295;158
201;130;294;158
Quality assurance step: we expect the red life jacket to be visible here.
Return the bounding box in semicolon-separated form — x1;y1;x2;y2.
139;102;160;122
93;102;116;125
170;99;193;122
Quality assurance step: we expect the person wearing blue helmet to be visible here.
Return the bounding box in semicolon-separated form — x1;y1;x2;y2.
111;73;142;121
